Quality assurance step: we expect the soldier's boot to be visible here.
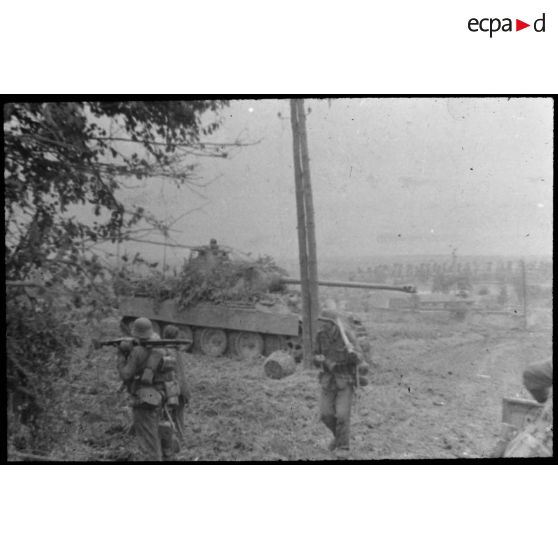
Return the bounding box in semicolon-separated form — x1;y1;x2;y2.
334;447;350;459
335;419;350;451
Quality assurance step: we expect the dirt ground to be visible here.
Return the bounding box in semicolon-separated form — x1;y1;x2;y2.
50;306;551;462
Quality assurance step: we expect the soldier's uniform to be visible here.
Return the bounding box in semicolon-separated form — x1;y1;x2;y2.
117;318;182;461
502;358;553;458
162;325;192;442
491;358;553;458
503;396;553;457
314;310;368;452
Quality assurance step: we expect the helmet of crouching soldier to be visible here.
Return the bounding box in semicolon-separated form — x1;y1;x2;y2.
163;324;179;340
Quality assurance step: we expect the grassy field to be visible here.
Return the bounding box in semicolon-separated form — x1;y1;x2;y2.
10;307;552;462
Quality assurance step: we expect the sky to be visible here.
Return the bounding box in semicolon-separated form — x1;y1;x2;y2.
113;97;553;266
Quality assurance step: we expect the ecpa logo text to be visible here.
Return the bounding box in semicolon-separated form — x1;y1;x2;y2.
468;13;545;37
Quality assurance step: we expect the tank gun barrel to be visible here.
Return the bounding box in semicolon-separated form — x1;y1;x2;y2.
281;278;416;294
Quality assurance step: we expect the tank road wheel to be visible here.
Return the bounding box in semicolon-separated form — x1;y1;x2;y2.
175;325;193;353
195;328;228;357
264;334;287;355
230;331;264;360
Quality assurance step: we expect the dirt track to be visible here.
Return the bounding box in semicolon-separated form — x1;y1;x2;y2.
38;309;550;462
356;330;549;460
170;312;551;461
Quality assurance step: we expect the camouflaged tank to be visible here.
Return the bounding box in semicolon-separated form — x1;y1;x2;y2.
117;245;415;360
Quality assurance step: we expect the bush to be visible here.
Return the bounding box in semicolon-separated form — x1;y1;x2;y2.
7;289;85;454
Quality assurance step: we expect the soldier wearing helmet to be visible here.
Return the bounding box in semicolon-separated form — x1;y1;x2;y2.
490;358;553;458
131;316;155;339
209;238;229;260
503;358;553;458
313;309;369;453
117;317;179;461
162;324;191;442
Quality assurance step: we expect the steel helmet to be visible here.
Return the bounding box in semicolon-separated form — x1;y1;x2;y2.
163;324;179;339
319;309;340;323
131;317;154;340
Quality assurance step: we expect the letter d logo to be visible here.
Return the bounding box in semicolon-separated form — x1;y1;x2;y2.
534;13;546;32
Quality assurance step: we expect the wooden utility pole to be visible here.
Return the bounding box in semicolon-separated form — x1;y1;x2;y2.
298;100;320;344
290;99;319;367
290;99;312;367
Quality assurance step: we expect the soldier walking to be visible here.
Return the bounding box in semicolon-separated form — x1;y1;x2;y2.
313;309;369;453
117;317;182;461
162;324;191;442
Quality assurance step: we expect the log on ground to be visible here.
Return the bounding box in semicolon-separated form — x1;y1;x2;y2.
264;350;296;380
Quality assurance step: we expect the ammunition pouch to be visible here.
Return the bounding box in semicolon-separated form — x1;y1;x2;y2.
356;375;369;387
140;368;154;384
162;355;177;373
163;380;181;407
354;362;370;387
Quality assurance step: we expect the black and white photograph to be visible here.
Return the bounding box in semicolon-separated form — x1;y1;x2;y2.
4;96;553;462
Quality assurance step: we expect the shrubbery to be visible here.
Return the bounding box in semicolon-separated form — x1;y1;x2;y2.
6;291;82;453
5;101;231;459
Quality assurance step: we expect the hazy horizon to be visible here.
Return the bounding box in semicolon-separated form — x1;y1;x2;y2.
93;97;552;266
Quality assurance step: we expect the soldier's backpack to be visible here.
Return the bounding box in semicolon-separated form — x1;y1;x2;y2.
134;348;180;408
159;352;180;407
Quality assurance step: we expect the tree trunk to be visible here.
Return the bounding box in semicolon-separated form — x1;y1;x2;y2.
264;350;296;379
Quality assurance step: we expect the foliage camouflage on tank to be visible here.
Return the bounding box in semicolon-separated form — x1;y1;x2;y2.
115;244;414;360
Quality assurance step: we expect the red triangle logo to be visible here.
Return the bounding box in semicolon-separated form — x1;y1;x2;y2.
516;19;530;31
